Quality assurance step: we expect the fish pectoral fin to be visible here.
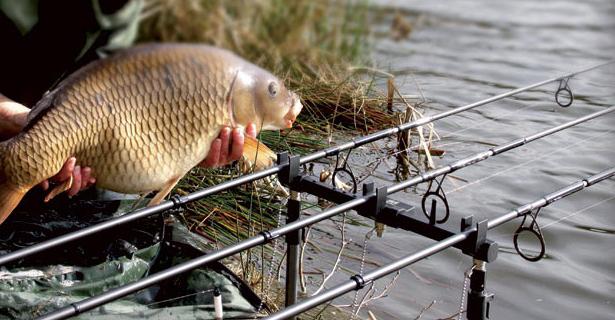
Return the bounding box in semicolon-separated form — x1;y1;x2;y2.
241;136;276;173
44;175;73;202
148;176;181;206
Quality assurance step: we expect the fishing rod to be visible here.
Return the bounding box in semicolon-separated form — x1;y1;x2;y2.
36;106;614;320
0;61;611;267
263;167;615;320
300;59;614;164
388;106;614;193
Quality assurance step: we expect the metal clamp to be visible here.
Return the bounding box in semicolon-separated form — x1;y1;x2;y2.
259;230;278;243
70;303;82;315
170;194;186;207
513;208;546;262
168;194;187;216
360;183;387;222
277;152;302;188
350;274;367;289
462;217;498;263
555;77;574;107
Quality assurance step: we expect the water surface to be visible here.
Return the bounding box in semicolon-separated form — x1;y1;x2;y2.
305;1;615;319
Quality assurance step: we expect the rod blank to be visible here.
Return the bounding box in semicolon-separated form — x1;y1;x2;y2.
36;106;614;320
264;168;615;320
387;106;615;194
0;62;609;267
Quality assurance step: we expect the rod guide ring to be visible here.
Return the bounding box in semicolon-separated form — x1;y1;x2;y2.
556;78;574;107
513;226;546;262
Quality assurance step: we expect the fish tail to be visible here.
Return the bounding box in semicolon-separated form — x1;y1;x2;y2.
0;141;28;224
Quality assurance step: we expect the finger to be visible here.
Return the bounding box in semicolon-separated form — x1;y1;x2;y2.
218;127;231;164
81;167;91;190
54;157;76;182
246;122;257;138
228;128;245;162
201;138;221;167
87;177;96;188
40;180;49;191
69;166;82;197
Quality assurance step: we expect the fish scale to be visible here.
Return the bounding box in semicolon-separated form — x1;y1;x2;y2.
0;43;304;224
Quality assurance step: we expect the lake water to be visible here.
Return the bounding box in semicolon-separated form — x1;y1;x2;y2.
2;1;612;319
304;1;615;319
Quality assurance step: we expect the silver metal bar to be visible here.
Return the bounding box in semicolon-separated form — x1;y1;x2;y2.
36;198;366;320
585;167;615;186
265;232;463;320
387;106;615;194
36;235;267;320
428;60;614;123
299;60;614;164
264;168;615;320
0;167;277;266
35;105;614;319
0;201;174;266
1;62;610;266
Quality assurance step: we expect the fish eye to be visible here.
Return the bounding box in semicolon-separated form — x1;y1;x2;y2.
268;82;279;98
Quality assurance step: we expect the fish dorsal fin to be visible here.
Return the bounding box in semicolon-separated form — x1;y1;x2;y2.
24;52;106;131
24;88;60;130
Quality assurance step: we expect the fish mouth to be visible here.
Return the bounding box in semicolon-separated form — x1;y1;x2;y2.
283;94;303;128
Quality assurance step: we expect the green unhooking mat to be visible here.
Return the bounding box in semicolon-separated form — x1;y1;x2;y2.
0;190;265;319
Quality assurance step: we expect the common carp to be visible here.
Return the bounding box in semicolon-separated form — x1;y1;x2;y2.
0;43;303;224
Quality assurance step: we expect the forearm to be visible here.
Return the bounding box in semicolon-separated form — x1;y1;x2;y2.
0;93;29;140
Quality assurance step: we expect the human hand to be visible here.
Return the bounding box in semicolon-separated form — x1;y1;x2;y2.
0;95;97;196
0;98;29;141
0;94;96;196
46;123;258;195
199;123;258;168
40;157;96;197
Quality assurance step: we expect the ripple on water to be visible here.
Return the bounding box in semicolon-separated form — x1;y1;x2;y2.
309;1;615;319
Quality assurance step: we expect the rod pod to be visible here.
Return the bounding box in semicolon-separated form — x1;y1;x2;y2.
466;260;493;320
1;61;611;267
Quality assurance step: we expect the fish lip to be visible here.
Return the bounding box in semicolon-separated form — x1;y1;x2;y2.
283;94;303;128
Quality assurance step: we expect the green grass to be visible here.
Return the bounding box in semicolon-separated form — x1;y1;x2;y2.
137;0;397;246
139;0;395;132
137;1;427;310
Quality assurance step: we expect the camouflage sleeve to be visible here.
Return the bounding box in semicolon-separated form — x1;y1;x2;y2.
89;0;144;58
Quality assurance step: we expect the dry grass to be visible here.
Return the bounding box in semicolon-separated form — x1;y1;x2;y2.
137;0;401;247
136;1;438;314
138;0;395;132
